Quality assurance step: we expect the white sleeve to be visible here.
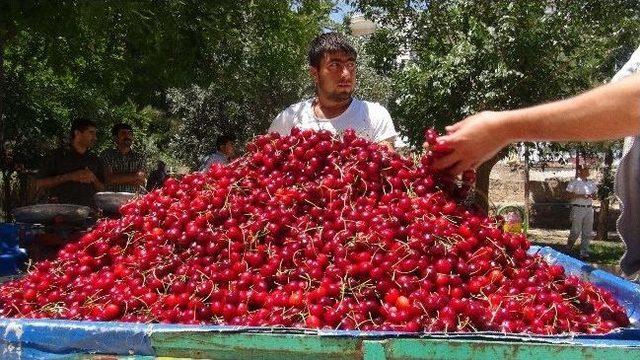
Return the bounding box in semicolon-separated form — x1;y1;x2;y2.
369;103;398;143
268;109;294;136
566;180;575;193
612;46;640;83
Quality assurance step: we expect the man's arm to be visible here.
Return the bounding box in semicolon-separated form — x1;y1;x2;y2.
103;166;146;187
36;172;75;190
565;181;576;201
433;73;640;174
497;73;640;143
36;169;96;190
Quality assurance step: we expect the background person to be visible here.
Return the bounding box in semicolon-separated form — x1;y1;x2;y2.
200;134;236;171
35;118;104;206
269;32;398;149
566;166;597;259
101;123;147;193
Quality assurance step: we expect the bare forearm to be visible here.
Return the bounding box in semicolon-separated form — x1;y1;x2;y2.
497;73;640;143
36;174;70;190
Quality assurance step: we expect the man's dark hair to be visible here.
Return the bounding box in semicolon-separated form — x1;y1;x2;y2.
111;123;133;137
70;118;97;139
216;134;236;150
308;32;357;68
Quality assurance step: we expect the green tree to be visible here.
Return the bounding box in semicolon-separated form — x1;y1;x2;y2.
348;0;640;210
0;0;335;217
165;1;333;167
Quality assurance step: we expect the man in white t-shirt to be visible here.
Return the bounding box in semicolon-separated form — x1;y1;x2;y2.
566;166;598;259
269;32;398;148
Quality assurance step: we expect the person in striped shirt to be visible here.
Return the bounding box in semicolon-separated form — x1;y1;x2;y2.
101;123;147;193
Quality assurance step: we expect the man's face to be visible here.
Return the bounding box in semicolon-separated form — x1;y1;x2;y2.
221;141;235;157
76;126;97;148
116;129;134;149
310;51;356;102
580;168;590;178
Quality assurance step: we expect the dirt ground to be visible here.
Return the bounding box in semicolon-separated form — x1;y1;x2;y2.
489;164;526;205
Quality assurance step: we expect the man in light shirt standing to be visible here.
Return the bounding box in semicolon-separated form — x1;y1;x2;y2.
566;166;598;259
269;32;398;149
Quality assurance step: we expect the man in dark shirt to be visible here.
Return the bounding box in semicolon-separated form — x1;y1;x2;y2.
101;123;146;193
36;118;104;206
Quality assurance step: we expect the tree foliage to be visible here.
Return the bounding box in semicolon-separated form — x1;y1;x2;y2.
0;0;334;169
348;0;640;148
164;1;333;167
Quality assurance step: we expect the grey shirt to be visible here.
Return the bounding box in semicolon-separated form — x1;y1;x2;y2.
612;46;640;275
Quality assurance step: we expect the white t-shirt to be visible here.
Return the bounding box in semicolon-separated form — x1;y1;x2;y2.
268;98;398;143
566;178;597;206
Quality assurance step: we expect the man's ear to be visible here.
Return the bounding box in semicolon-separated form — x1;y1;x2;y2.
309;66;318;83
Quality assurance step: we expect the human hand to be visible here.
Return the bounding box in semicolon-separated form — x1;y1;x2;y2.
67;168;96;184
135;171;146;185
431;111;511;175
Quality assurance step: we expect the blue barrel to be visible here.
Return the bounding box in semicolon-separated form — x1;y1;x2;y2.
0;224;27;275
0;254;20;276
0;223;19;249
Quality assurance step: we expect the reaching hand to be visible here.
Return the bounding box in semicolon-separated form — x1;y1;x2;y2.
431;111;511;175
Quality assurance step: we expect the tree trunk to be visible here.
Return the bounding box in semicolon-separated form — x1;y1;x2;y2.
475;149;508;214
597;197;610;241
0;36;6;171
0;28;17;220
1;171;9;221
523;144;530;231
596;148;614;241
0;37;7;220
